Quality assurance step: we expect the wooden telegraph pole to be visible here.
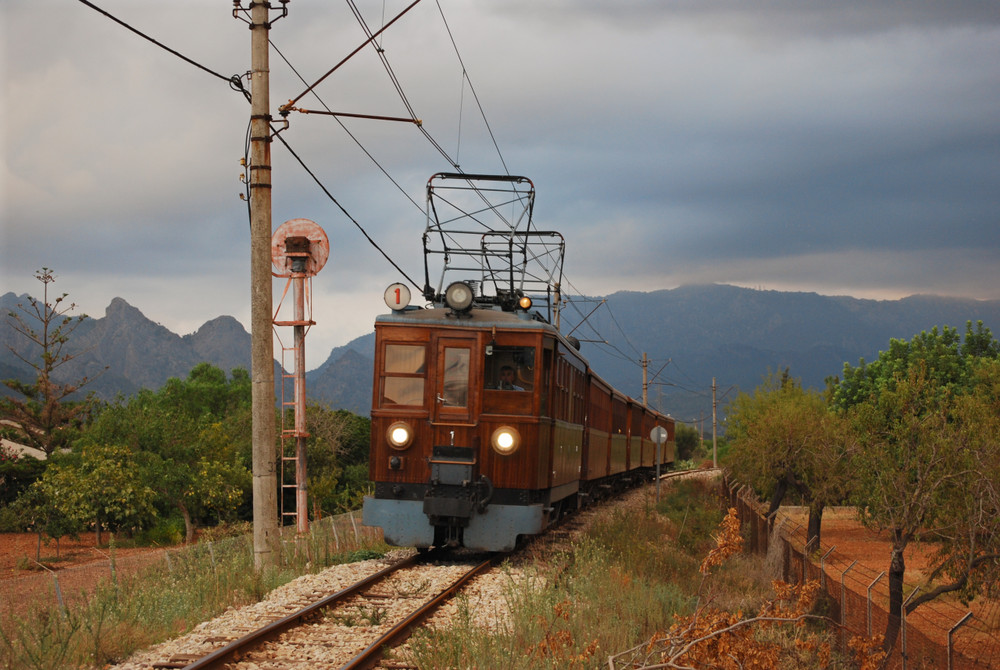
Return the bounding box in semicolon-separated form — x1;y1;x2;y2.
248;0;278;570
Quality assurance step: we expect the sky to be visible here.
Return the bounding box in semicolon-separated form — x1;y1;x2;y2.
3;1;1000;369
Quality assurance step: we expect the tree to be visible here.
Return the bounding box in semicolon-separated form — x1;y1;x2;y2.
674;423;702;463
16;465;90;559
828;321;993;412
836;324;1000;653
84;364;252;542
294;404;372;518
0;447;46;508
727;371;851;547
76;443;157;544
2;268;103;455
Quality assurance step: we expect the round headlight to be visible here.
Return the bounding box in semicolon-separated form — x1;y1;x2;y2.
518;295;532;310
444;281;474;312
386;421;414;450
490;425;521;456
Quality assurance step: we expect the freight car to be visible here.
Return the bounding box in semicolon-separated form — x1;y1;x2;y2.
362;173;675;551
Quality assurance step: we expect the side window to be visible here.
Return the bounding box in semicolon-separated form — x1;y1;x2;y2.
485;346;534;391
381;344;425;406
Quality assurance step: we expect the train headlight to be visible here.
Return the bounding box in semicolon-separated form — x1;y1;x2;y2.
490;425;521;456
444;281;474;312
518;295;532;310
386;421;414;450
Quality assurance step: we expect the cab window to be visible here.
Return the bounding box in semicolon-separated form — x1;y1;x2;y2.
442;347;470;407
485;346;534;391
381;344;425;406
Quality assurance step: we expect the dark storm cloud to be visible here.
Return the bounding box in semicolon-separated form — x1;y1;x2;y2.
3;0;1000;367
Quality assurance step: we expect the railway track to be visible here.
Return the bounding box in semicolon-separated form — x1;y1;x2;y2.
131;471;717;670
148;551;495;670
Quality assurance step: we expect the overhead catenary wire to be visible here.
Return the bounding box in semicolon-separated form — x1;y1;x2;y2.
271;129;421;289
433;0;509;175
341;0;458;168
281;0;425;114
72;0;714;409
268;39;424;215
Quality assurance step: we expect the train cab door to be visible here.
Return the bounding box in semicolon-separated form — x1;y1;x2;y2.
431;335;477;425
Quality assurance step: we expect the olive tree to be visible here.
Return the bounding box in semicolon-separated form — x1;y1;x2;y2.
835;323;1000;653
727;371;851;547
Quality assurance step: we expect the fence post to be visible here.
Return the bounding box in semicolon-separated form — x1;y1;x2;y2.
32;559;68;619
820;545;836;590
93;547;115;581
901;586;920;670
867;571;885;637
947;612;973;670
803;536;818;582
840;560;858;654
349;510;360;544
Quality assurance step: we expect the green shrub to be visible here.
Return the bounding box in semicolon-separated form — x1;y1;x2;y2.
136;516;184;546
656;478;725;554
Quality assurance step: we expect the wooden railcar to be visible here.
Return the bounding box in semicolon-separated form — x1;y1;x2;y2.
362;295;675;551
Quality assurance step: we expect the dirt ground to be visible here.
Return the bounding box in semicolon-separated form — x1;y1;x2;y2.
0;532;169;622
777;506;998;666
0;532;159;580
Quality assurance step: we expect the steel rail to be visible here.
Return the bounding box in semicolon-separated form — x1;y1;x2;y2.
182;553;421;669
341;555;496;670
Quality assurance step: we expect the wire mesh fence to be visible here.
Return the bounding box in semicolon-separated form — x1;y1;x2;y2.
724;476;999;669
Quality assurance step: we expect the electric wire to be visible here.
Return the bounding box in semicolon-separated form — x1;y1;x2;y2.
433;0;509;175
283;0;424;112
343;0;459;169
74;0;249;100
272;130;421;289
268;40;424;215
78;0;420;288
73;0;714;410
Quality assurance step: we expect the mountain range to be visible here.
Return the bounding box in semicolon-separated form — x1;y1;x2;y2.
3;285;1000;426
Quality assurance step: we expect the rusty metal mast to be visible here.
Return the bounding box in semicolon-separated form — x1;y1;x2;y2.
272;220;330;537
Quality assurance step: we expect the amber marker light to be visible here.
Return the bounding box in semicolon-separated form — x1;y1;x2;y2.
490;425;521;455
518;295;532;310
386;421;414;449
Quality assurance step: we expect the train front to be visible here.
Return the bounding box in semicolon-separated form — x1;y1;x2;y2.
362;283;554;552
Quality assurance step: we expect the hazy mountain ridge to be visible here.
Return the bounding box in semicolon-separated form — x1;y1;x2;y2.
4;286;1000;422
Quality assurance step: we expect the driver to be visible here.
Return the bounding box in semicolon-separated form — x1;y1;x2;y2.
498;365;524;391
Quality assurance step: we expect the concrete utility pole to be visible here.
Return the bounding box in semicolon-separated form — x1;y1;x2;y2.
248;0;278;570
641;352;648;406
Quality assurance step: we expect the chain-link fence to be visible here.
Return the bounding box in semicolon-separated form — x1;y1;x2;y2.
725;476;999;669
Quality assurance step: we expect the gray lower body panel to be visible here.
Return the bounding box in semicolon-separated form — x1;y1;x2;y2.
363;496;545;552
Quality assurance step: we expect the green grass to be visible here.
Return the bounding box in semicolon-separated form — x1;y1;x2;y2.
395;478;838;669
0;515;389;669
398;482;737;670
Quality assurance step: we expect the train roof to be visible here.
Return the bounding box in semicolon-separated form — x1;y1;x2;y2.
375;306;559;334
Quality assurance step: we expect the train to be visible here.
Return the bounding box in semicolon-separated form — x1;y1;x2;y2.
361;173;675;552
